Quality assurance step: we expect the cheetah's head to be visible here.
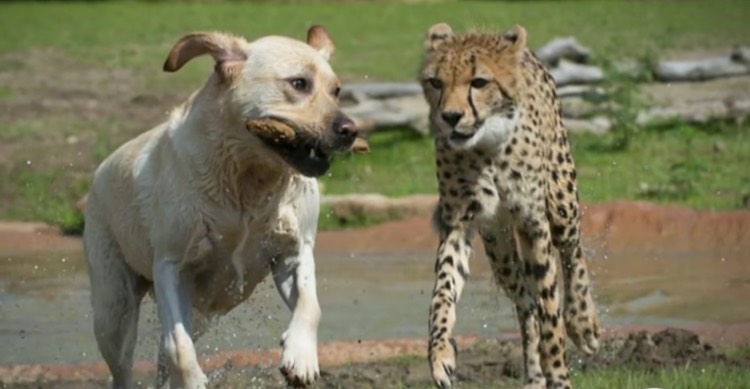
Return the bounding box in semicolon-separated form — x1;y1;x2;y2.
419;23;527;151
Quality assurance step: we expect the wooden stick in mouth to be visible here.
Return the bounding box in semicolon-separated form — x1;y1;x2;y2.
246;117;297;144
351;137;371;154
246;117;371;154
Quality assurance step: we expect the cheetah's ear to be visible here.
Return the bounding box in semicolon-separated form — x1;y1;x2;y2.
502;24;528;53
424;23;454;52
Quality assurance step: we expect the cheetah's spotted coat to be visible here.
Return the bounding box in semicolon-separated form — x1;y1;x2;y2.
419;23;601;389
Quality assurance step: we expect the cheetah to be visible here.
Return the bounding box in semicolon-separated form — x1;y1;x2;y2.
418;23;601;389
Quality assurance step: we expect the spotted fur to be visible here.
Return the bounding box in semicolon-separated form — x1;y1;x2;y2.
419;23;601;389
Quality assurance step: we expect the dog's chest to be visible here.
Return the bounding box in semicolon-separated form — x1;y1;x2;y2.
191;210;299;315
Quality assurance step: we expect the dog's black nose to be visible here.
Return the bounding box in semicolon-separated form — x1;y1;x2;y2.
333;116;358;138
441;111;464;127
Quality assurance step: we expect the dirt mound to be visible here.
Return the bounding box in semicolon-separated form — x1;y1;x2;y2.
573;328;730;374
617;329;718;368
307;329;747;389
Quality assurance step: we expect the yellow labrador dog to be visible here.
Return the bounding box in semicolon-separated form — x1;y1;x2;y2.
83;25;356;389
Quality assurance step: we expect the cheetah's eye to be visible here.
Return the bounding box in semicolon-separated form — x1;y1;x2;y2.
427;78;443;90
470;78;490;89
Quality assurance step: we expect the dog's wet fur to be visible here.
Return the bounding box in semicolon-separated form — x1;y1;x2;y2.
83;25;353;389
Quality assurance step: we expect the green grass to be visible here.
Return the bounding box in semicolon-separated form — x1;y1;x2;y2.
571;364;750;389
393;364;750;389
728;343;750;360
323;130;437;196
0;168;88;234
321;121;750;211
1;1;749;87
1;1;750;230
0;85;14;99
574;121;750;210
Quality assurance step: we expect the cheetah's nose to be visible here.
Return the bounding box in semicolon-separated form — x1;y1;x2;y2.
441;111;464;127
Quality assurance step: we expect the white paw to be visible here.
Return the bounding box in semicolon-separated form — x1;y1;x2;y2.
186;373;208;389
171;370;208;389
279;328;319;387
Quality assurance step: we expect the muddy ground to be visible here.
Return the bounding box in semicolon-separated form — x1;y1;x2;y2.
2;328;749;389
2;203;750;388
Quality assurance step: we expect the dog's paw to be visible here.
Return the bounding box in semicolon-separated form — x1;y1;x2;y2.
279;329;319;388
429;337;457;389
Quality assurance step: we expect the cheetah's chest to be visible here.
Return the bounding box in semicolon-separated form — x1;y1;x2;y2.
436;152;509;227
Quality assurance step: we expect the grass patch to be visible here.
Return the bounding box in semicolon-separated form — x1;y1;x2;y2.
0;85;13;99
571;364;750;389
321;121;750;211
1;1;749;231
1;1;748;87
0;168;88;234
322;130;436;197
392;364;750;389
727;343;750;360
574;121;750;210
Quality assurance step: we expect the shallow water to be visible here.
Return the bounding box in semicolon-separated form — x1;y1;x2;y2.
0;244;743;366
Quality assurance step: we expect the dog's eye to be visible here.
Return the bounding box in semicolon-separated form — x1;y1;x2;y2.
333;87;341;98
289;78;310;92
427;78;443;90
470;78;490;89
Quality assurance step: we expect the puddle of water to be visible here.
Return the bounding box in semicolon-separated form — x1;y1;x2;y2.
623;290;670;312
0;245;746;365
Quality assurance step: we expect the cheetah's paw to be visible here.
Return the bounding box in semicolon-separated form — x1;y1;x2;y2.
565;293;601;355
429;338;457;388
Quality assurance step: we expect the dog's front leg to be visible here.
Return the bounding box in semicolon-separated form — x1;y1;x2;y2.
272;241;321;387
153;258;208;389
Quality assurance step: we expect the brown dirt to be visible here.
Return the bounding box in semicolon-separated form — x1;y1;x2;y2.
318;200;750;253
1;328;748;389
7;199;749;254
0;49;181;130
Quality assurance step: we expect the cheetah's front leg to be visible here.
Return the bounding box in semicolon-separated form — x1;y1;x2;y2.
560;245;600;355
546;162;601;355
428;226;473;388
481;229;546;389
516;209;571;389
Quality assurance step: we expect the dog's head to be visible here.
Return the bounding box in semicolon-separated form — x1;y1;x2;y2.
163;26;357;177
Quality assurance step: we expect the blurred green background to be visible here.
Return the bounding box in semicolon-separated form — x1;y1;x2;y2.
0;0;749;232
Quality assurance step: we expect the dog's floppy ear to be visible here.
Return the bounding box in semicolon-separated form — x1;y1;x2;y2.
163;32;248;83
307;25;335;61
424;23;453;53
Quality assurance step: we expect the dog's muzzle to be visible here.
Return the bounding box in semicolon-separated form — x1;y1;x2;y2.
247;116;358;178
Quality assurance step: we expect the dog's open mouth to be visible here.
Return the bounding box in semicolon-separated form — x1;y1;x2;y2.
246;117;332;177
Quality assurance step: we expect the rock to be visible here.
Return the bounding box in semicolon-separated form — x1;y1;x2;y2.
322;194;438;224
563;116;612;134
654;56;749;82
550;60;605;86
535;37;592;66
